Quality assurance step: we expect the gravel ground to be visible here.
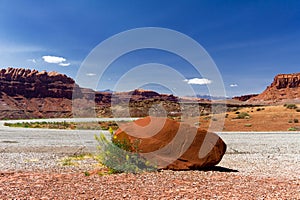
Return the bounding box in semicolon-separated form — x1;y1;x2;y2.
0;123;299;199
0;170;299;199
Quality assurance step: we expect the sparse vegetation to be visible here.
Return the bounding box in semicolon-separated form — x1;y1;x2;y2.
288;119;299;123
288;127;298;131
235;112;250;119
95;133;156;174
227;107;239;112
244;124;252;127
4;121;121;130
284;104;298;109
61;158;75;166
60;153;94;166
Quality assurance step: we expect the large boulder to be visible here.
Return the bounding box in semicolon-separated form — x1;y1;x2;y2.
114;116;227;170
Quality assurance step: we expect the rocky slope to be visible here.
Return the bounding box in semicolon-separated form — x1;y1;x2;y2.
249;73;300;103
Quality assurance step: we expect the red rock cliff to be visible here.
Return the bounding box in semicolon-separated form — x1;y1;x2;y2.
249;73;300;102
0;68;76;99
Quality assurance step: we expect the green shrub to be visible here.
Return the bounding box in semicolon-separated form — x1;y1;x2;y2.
95;133;156;174
288;127;297;131
61;158;74;166
285;104;297;109
108;127;114;135
235;112;250;119
228;107;238;112
84;171;90;176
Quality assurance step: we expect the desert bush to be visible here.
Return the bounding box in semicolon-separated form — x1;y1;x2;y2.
95;133;156;174
244;124;252;127
228;107;239;112
294;119;299;123
296;108;300;112
288;127;298;131
285;104;297;109
288;119;293;123
235;112;250;119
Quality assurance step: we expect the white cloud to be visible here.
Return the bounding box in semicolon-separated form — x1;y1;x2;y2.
59;62;70;67
184;78;212;85
86;73;96;76
42;55;66;64
42;55;71;67
230;84;238;87
27;59;36;63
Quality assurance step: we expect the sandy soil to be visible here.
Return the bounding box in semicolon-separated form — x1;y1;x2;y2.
192;104;300;132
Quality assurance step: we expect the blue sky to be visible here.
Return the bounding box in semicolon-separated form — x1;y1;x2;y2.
0;0;300;97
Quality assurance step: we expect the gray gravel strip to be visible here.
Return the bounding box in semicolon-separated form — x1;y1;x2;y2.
0;119;299;179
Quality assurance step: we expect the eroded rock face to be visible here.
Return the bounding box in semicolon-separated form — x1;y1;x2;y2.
0;68;81;119
0;68;76;99
275;74;300;89
114;116;227;170
249;73;300;102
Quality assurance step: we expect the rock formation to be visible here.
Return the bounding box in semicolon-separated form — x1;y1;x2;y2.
0;68;205;119
233;94;258;102
0;68;79;119
249;73;300;102
0;67;216;119
0;68;76;99
114;116;227;170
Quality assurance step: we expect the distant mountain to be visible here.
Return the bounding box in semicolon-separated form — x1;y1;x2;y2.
195;94;228;100
248;73;300;103
233;94;259;102
99;89;113;93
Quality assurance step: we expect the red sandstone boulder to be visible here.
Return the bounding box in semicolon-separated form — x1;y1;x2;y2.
114;116;227;170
